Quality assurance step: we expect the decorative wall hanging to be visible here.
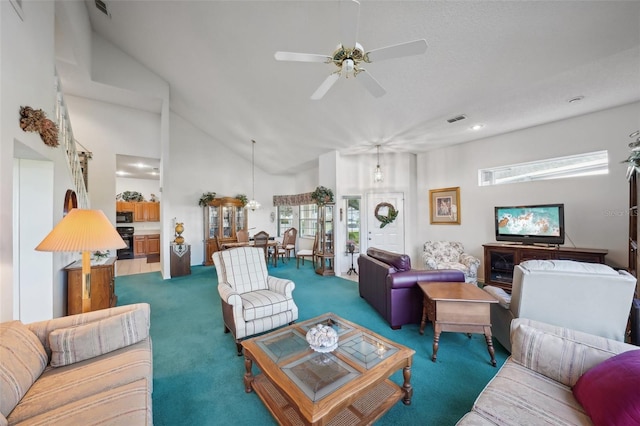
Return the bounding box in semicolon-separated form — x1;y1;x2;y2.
429;187;461;224
374;202;398;228
19;106;59;147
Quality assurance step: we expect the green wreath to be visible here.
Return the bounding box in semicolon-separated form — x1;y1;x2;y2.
375;202;399;228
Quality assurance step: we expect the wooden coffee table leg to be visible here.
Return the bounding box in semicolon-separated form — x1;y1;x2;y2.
244;356;254;393
402;365;413;405
419;296;428;335
432;324;441;362
483;326;497;367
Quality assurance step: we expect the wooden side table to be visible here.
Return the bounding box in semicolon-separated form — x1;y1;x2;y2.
417;282;498;366
170;244;191;277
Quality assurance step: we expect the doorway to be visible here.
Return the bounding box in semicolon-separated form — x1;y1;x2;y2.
366;192;404;254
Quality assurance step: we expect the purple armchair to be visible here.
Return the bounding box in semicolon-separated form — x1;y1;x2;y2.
358;247;465;329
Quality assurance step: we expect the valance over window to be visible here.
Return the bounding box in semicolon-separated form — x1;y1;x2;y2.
273;193;313;207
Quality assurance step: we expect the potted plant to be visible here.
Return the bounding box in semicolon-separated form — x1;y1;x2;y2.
311;186;334;206
236;194;248;207
198;192;217;207
121;191;145;202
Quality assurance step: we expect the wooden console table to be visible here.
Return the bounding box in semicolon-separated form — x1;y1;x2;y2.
483;243;607;291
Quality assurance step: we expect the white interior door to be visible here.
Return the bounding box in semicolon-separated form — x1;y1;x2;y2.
366;192;404;253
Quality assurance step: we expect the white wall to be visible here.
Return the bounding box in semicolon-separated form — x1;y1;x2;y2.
335;151;416;273
1;1;75;321
167;112;296;265
417;102;640;278
66;95;161;219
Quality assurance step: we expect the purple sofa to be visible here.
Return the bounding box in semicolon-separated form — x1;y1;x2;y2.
358;247;465;329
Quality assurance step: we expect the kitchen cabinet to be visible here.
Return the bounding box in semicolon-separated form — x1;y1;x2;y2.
134;202;160;222
147;234;160;254
65;257;116;315
116;201;135;212
116;201;160;222
134;234;160;257
203;197;247;265
134;236;147;257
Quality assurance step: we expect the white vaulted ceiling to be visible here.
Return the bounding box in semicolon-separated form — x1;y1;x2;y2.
62;1;640;175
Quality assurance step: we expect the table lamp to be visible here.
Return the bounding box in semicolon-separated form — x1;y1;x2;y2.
35;209;126;313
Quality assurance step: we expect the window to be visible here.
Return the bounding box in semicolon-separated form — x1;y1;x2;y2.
479;150;608;186
344;197;360;251
277;206;294;236
299;204;318;238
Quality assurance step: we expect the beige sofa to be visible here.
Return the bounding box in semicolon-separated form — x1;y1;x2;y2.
0;303;152;425
457;318;638;425
484;259;637;352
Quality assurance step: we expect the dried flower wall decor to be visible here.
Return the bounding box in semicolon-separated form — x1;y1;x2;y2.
19;106;59;147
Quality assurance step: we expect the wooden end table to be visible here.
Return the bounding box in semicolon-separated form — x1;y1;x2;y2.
417;282;498;366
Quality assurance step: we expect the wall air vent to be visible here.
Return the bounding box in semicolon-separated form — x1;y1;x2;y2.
447;114;467;123
95;0;111;17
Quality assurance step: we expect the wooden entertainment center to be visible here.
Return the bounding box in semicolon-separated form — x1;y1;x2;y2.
483;243;607;292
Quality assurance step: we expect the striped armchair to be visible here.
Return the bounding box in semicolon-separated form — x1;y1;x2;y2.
213;247;298;355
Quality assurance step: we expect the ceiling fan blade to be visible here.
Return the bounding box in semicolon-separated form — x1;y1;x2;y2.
364;39;428;63
311;73;340;100
340;0;360;49
274;51;331;63
356;70;386;98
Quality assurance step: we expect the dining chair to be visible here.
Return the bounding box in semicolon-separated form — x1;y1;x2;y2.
296;233;318;268
275;228;295;263
284;228;297;259
253;231;270;264
215;235;226;251
237;230;249;243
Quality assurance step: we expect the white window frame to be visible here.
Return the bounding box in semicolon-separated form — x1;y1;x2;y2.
479;150;608;186
299;204;318;238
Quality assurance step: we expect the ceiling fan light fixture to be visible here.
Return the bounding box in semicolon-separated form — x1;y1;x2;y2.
374;145;384;183
343;58;355;75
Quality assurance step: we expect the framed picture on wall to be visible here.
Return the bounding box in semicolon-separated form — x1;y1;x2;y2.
429;187;461;224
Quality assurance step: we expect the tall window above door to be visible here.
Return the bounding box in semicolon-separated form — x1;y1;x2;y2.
277;206;293;236
345;197;361;251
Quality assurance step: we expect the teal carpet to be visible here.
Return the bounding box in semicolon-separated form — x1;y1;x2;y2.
116;262;508;425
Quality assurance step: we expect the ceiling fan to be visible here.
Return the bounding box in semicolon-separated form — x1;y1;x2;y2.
274;0;427;100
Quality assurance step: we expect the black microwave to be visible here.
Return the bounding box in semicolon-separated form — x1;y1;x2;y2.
116;211;133;223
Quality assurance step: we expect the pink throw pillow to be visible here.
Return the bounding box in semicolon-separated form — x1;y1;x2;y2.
572;349;640;426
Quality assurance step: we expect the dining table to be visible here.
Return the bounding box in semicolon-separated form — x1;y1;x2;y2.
221;240;281;267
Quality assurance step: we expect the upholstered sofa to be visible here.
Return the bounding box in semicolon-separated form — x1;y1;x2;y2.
483;259;637;352
358;247;465;329
457;318;639;425
0;303;153;425
422;241;481;283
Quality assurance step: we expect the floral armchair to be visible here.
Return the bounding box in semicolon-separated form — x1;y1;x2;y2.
422;241;480;284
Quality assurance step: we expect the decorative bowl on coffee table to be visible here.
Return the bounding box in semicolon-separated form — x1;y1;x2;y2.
306;324;338;353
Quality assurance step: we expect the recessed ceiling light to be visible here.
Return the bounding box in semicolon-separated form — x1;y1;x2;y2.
116;170;130;176
470;124;484;131
568;96;584;103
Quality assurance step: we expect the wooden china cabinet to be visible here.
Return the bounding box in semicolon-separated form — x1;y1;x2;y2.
315;203;335;276
203;197;247;265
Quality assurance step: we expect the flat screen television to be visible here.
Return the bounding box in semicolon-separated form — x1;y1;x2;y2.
494;203;565;245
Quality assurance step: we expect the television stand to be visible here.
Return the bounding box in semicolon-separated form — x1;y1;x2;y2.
483;243;608;292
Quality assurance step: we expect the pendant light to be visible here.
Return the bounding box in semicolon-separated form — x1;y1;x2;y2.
247;139;261;211
373;144;384;183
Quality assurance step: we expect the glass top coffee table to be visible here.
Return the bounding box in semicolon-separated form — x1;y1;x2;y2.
242;313;415;425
